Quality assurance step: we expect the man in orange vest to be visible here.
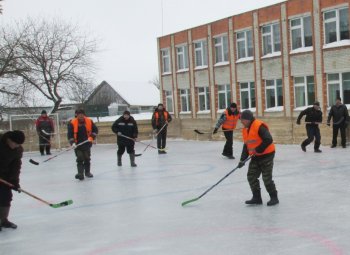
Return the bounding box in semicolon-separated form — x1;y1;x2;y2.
152;103;172;154
213;103;240;159
67;109;98;180
237;110;279;206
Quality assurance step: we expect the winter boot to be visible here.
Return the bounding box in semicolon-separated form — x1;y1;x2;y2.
129;153;137;167
40;145;45;156
84;164;93;178
46;145;51;155
117;154;122;166
0;207;17;229
267;191;279;206
75;164;84;180
245;190;263;205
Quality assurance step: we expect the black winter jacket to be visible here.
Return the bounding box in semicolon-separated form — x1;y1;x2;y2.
297;107;322;125
327;104;349;126
112;116;138;145
0;133;23;187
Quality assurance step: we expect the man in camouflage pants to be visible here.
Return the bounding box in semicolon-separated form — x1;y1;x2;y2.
237;110;279;206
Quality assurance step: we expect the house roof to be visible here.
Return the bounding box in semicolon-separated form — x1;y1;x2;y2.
106;81;160;106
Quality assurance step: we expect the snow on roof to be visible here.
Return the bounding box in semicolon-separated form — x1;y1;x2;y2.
107;81;160;106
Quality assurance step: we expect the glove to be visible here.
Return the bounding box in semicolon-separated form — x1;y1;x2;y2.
327;122;330;126
213;128;218;134
153;129;158;134
69;138;75;146
71;143;77;149
88;137;94;142
117;132;122;136
238;161;245;168
11;184;21;193
296;120;300;125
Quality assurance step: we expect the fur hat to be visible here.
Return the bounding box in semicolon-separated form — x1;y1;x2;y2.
240;110;254;121
7;130;25;144
313;101;320;106
123;110;131;116
75;109;85;115
41;110;47;114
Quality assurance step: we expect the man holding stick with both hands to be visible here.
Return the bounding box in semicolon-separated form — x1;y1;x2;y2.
0;130;25;230
67;109;98;180
152;103;172;154
237;110;279;206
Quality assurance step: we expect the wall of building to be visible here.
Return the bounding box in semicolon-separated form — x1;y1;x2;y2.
157;0;350;129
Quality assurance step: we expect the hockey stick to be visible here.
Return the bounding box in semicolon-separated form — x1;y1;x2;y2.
194;128;242;135
41;130;56;135
118;134;158;149
181;156;252;207
136;123;169;156
305;117;344;125
29;140;90;165
0;178;73;208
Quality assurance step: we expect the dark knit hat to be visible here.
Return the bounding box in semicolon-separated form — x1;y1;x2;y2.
75;109;85;115
158;103;164;107
313;101;320;106
240;110;254;121
123;110;130;116
336;97;342;101
230;103;237;108
41;110;47;114
8;130;25;144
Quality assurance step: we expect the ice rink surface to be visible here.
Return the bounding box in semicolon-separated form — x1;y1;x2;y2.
1;138;349;255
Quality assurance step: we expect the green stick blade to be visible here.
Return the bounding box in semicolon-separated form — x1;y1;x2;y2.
181;197;199;207
50;199;73;208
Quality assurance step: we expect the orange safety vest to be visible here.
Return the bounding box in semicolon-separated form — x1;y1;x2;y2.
242;119;275;156
222;109;240;130
154;111;169;126
71;117;93;143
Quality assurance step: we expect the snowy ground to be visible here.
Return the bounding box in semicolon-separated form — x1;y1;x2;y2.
1;139;349;255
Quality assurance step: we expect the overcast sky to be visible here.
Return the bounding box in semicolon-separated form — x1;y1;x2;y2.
1;0;285;85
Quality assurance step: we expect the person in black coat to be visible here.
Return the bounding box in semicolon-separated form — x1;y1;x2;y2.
327;97;349;148
296;101;323;153
0;130;25;230
35;110;54;155
112;111;138;167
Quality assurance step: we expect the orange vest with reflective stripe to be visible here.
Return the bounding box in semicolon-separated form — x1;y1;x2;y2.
242;119;275;156
222;109;240;130
71;117;93;143
155;111;169;126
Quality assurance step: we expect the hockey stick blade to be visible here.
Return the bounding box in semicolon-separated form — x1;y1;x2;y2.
29;159;39;165
134;153;142;157
50;199;73;208
194;129;205;135
181;197;200;207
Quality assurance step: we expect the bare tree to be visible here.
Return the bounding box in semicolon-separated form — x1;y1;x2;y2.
15;17;98;113
149;75;160;89
64;76;96;104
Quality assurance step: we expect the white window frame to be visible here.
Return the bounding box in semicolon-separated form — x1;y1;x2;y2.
165;90;174;113
236;30;253;60
217;84;231;110
198;87;210;111
262;23;281;56
294;76;315;108
327;72;350;106
176;44;189;71
290;16;313;50
214;34;229;64
161;48;171;74
180;89;191;112
265;79;283;109
323;7;349;45
240;81;256;110
194;40;208;68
